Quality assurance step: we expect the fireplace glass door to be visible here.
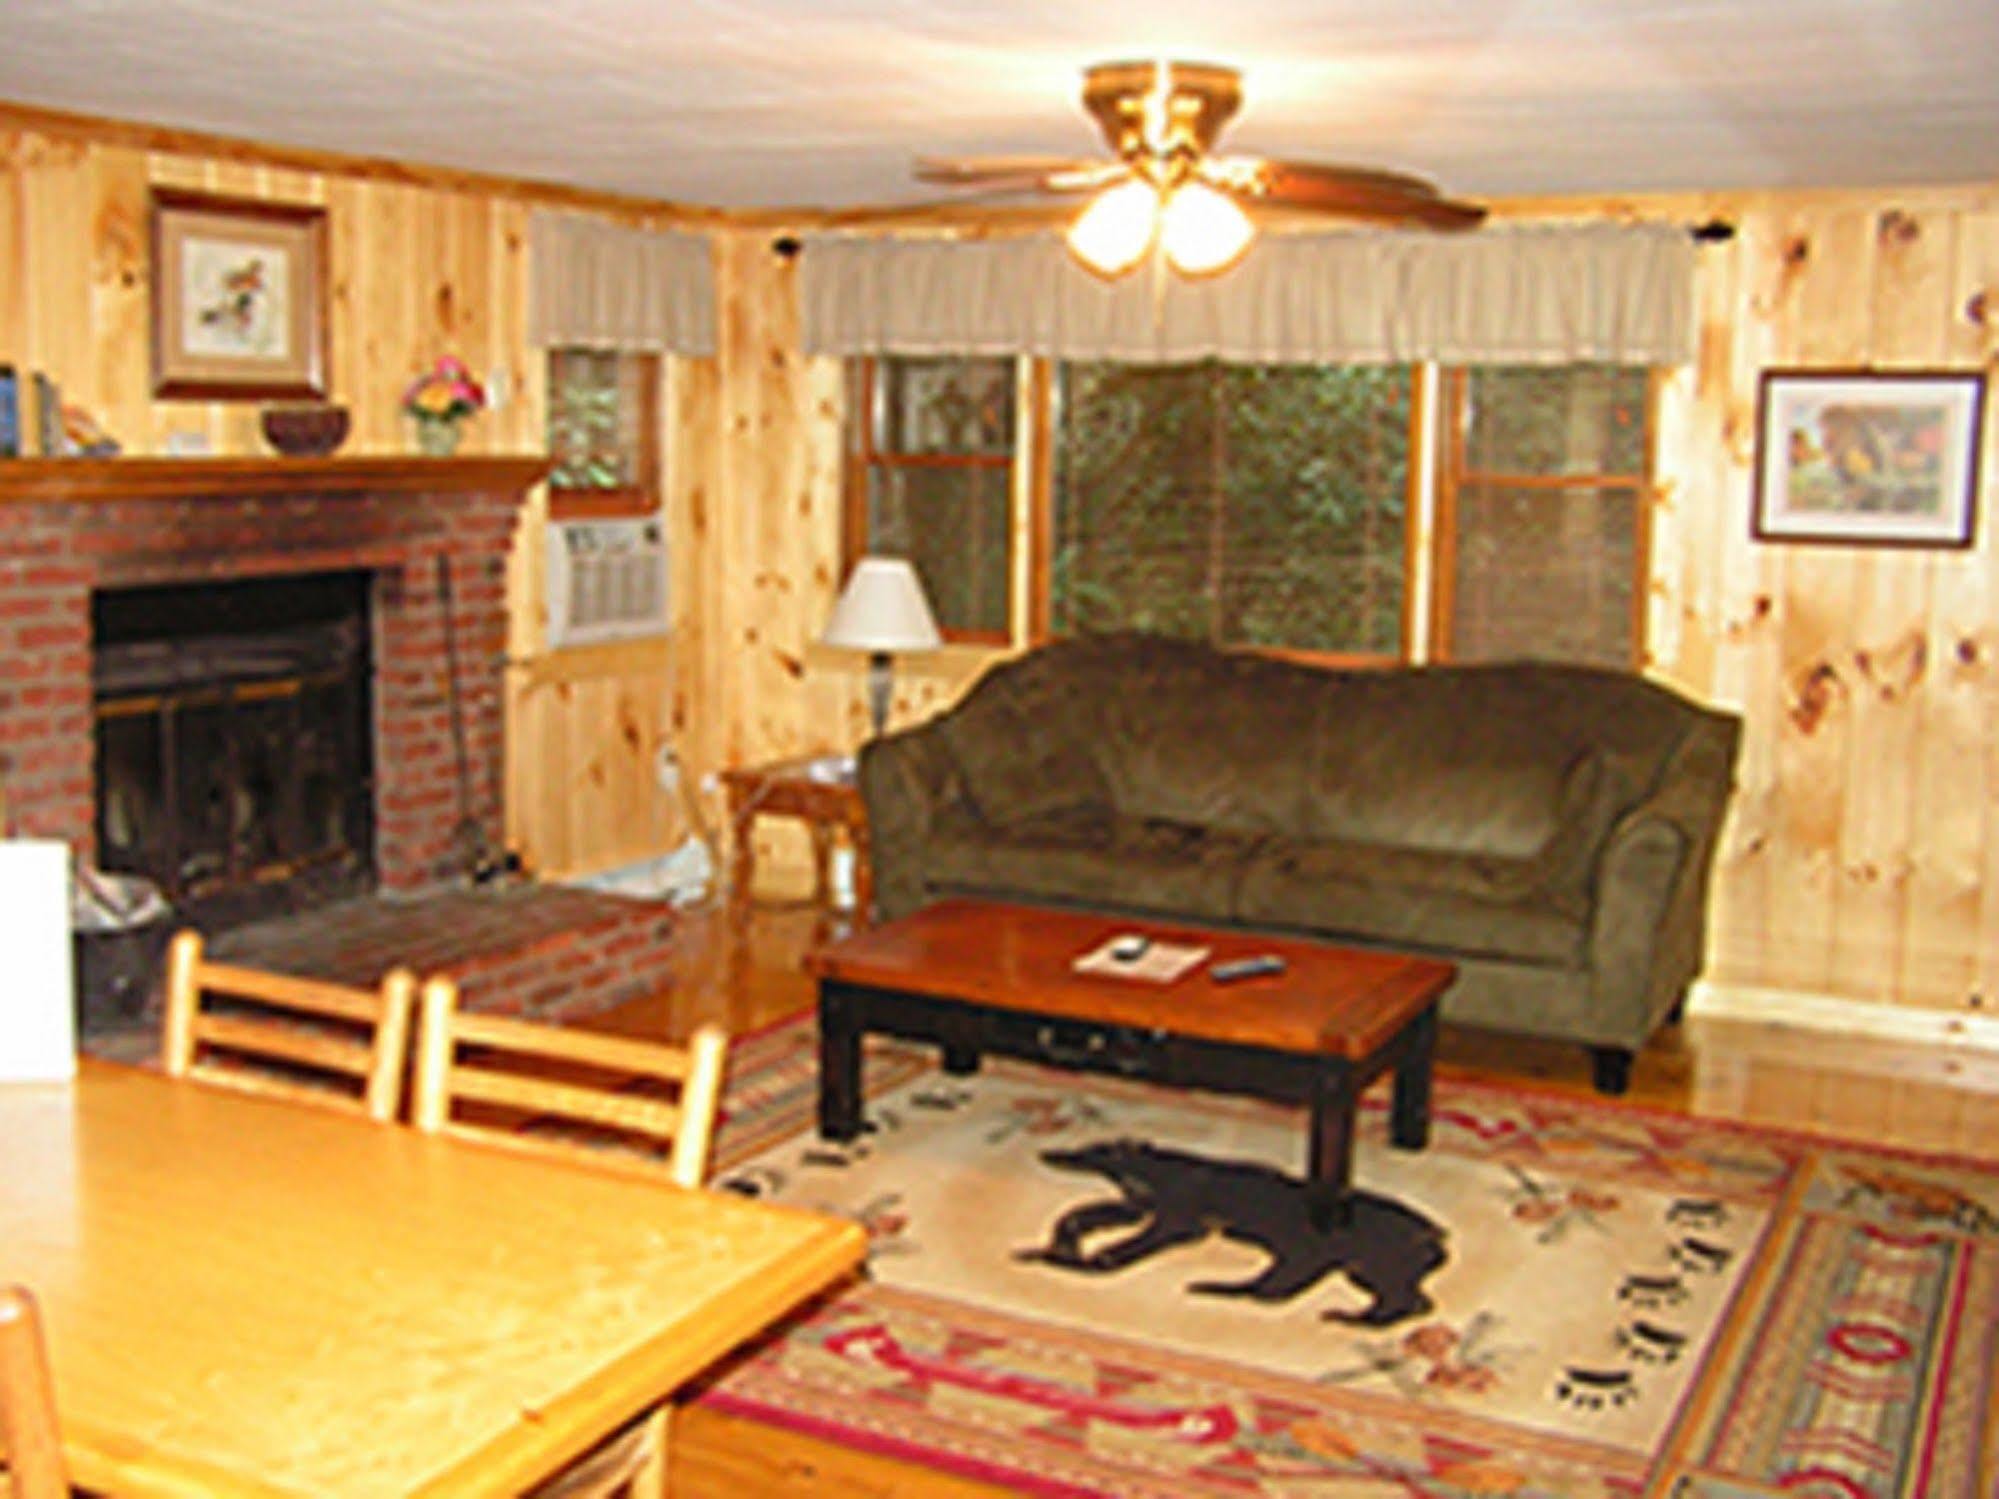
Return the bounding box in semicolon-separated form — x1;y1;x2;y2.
92;572;375;927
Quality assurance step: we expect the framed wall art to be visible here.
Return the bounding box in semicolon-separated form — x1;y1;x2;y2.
151;189;328;400
1752;368;1985;547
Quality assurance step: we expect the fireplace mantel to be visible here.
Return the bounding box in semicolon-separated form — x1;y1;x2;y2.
0;455;549;503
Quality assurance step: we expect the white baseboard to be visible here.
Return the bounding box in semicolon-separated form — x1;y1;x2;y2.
1688;980;1999;1053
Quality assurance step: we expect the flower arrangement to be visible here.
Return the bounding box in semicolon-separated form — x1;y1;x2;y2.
402;355;487;424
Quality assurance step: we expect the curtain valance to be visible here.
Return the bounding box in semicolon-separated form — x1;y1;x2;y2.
798;222;1692;366
529;213;716;355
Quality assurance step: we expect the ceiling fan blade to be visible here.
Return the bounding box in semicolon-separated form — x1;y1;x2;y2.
1205;158;1486;231
818;196;1079;230
915;156;1121;193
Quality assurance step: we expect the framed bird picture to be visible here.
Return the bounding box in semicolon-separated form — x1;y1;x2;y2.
151;189;328;400
1752;368;1985;548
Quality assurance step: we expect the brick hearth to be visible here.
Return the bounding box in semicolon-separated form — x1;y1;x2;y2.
210;885;681;1021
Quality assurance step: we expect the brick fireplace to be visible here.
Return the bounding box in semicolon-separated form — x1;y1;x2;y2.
2;457;681;1032
0;457;530;888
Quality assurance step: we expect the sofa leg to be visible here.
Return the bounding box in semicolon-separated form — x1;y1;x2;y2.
1589;1047;1634;1096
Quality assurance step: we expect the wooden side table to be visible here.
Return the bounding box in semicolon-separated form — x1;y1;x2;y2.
720;754;872;920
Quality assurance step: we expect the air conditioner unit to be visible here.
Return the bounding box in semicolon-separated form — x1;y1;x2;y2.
546;518;668;649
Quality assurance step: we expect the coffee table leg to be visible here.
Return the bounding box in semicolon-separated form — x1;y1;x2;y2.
1390;1003;1438;1150
1308;1063;1358;1229
941;1042;980;1075
818;983;863;1141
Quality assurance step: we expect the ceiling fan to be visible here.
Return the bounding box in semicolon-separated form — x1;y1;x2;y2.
914;60;1486;280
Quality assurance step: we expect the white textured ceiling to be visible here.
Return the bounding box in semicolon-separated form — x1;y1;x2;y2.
3;0;1997;212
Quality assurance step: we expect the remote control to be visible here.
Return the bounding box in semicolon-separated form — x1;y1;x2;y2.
1211;955;1286;982
1109;934;1152;962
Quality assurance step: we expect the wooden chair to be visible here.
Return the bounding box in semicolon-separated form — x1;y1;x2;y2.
162;929;418;1123
411;978;728;1188
412;979;729;1497
0;1285;68;1499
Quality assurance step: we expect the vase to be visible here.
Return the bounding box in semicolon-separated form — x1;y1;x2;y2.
414;416;462;456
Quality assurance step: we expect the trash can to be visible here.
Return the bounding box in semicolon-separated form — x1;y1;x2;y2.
72;866;174;1036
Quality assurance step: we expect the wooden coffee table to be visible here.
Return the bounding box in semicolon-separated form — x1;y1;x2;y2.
809;898;1457;1224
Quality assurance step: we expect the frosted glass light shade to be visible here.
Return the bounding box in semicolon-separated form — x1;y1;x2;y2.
823;557;942;653
1066;178;1159;279
1161;181;1255;277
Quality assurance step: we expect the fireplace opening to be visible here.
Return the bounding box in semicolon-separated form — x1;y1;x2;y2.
92;572;376;931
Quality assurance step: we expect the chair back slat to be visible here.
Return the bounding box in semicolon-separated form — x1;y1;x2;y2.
162;929;417;1122
414;979;729;1189
447;1067;686;1141
0;1285;68;1499
451;1009;698;1082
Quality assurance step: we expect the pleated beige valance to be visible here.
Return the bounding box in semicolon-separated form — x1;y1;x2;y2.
799;222;1693;366
529;213;716;355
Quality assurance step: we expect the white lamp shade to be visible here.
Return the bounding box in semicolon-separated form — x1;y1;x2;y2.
823;556;943;652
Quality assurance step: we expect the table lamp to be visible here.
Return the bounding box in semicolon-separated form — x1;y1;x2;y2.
823;556;942;737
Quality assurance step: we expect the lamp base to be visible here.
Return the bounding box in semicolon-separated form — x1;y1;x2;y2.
866;651;893;738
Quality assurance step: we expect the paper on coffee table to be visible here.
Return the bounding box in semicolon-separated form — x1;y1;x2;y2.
1072;936;1210;984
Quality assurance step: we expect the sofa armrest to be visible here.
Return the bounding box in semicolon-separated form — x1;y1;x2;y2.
1585;718;1740;1044
858;727;963;920
1587;812;1687;1037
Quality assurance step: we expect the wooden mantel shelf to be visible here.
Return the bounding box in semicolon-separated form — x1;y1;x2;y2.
0;455;550;503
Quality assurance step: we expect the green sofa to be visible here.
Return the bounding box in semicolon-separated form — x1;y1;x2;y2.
859;634;1741;1093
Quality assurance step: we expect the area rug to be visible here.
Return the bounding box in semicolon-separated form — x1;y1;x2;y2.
696;1013;1999;1498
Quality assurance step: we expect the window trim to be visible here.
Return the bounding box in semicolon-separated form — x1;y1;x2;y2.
547;349;663;522
841;356;1661;669
1428;365;1659;669
842;357;1018;648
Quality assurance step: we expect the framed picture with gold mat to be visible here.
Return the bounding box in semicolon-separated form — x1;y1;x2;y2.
151;188;328;401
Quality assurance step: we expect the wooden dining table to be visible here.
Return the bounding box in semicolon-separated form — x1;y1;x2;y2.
0;1061;864;1497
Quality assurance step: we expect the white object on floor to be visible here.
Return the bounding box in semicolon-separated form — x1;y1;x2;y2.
577;836;714;907
0;839;76;1082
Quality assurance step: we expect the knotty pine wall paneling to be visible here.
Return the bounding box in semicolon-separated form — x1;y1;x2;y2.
0;117;688;883
1630;185;1999;1024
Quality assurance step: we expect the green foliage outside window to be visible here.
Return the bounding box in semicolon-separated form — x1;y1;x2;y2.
1053;362;1411;656
548;350;634;490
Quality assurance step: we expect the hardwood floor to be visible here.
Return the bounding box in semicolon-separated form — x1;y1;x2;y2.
584;900;1999;1498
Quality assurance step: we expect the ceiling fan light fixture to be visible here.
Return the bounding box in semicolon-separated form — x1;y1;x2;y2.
1066;177;1159;279
1160;181;1255;277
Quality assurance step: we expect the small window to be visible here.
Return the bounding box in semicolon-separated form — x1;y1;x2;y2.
546;350;661;518
1049;361;1413;659
1435;364;1655;668
844;357;1015;642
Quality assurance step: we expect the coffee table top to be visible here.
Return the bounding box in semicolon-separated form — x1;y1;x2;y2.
808;899;1455;1059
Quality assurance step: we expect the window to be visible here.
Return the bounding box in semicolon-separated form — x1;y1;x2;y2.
1435;365;1654;668
546;350;661;517
1051;362;1412;658
844;357;1015;642
838;355;1657;668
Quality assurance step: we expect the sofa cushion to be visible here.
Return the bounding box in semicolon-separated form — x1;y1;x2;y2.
925;810;1254;920
1090;644;1318;834
944;701;1109;827
1235;836;1587;966
1304;680;1588;860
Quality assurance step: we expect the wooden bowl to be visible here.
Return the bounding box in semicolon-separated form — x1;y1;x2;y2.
260;404;350;457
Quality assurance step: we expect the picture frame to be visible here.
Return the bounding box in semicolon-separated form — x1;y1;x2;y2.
150;189;328;400
1752;368;1985;548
